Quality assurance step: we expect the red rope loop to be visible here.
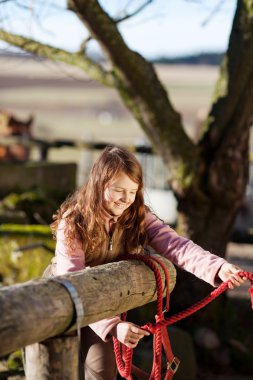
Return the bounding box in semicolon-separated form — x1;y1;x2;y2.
113;255;253;380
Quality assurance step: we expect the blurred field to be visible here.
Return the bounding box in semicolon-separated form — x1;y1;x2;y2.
0;55;219;149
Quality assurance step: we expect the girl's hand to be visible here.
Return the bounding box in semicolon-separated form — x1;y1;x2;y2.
110;322;150;348
218;262;246;289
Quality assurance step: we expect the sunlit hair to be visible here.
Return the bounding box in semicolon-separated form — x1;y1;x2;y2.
51;145;148;257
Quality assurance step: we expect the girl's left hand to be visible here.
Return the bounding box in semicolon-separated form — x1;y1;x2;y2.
218;263;247;289
218;263;246;289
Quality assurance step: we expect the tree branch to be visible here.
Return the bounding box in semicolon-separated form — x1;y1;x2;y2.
68;0;199;193
197;1;253;203
114;0;154;23
200;0;253;150
0;29;115;87
78;35;92;54
16;0;66;12
201;0;226;27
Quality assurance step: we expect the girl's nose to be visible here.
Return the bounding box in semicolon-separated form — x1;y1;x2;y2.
120;191;129;203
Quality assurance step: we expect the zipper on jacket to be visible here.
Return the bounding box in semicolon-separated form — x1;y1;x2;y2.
108;236;113;251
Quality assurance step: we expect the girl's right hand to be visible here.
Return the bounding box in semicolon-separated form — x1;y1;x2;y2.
110;321;150;348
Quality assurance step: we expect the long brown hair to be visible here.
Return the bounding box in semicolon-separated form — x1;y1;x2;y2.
51;145;148;256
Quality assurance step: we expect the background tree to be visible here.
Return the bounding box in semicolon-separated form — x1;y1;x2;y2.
0;0;252;302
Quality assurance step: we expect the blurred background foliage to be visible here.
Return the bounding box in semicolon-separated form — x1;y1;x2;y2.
0;224;54;286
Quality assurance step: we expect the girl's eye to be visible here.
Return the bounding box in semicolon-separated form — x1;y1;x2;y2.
110;189;122;193
110;188;136;195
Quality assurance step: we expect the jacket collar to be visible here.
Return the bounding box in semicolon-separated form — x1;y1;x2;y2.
102;209;119;233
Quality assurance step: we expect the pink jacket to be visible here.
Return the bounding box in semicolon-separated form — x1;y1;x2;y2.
55;212;226;341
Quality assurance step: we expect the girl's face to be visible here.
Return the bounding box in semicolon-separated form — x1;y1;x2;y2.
103;172;139;217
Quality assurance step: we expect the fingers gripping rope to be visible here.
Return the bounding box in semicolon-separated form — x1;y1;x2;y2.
113;254;178;380
143;271;253;334
113;255;253;380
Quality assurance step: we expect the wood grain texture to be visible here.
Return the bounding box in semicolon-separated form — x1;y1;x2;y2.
24;336;81;380
0;254;176;355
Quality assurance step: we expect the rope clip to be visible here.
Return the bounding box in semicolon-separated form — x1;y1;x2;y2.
167;357;180;374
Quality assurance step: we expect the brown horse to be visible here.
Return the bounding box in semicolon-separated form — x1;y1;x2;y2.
0;111;33;162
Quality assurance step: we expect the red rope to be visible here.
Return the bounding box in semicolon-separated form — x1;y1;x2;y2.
144;270;253;333
113;254;253;380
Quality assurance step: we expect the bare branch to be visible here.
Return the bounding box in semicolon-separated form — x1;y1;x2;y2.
15;1;32;11
0;29;115;87
114;0;153;23
78;35;92;54
201;0;226;27
16;0;66;12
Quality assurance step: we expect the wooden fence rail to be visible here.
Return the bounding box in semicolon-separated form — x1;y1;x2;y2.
0;136;153;160
0;254;176;357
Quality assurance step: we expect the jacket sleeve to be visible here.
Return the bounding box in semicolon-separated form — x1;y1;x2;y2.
55;219;121;341
145;212;227;287
55;219;85;275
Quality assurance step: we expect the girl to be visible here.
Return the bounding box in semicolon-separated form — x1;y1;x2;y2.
50;145;245;380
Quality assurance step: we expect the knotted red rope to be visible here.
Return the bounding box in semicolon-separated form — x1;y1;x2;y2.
113;254;253;380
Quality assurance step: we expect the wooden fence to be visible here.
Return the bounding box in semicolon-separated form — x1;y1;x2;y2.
0;136;170;189
0;255;176;379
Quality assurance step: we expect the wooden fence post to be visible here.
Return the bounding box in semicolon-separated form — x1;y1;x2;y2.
24;335;84;380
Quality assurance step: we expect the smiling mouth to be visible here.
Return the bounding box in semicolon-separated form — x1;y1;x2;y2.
115;203;126;209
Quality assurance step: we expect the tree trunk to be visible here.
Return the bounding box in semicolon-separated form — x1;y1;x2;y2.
171;123;250;322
